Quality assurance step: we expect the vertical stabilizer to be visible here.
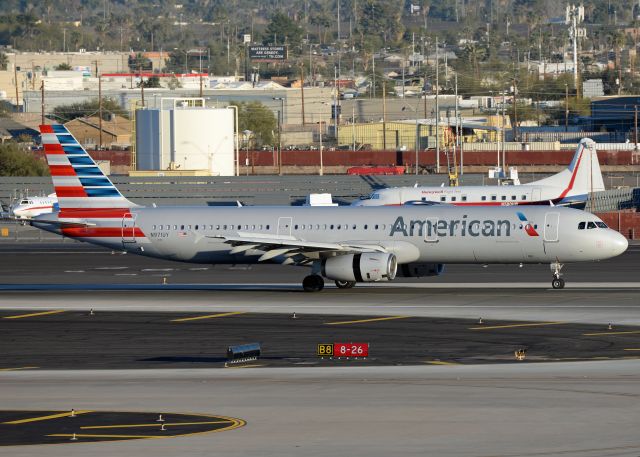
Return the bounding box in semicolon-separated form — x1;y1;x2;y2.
39;124;137;210
531;138;605;197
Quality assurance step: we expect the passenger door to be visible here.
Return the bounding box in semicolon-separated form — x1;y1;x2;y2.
277;217;293;237
122;214;137;244
544;212;560;243
532;188;542;202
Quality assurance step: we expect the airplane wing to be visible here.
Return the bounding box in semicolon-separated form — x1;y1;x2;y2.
210;233;387;265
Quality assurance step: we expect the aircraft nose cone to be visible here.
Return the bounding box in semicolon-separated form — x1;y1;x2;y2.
611;231;629;256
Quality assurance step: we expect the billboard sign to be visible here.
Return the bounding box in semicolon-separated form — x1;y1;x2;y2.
249;46;287;61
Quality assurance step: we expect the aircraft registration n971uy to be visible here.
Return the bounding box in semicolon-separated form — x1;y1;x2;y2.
32;125;628;291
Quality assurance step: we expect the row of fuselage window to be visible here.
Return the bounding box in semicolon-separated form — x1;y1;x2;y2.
436;194;529;202
152;223;390;232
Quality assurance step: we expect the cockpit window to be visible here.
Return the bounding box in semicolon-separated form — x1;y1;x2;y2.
578;222;585;230
20;199;30;204
371;193;380;199
596;221;608;228
587;222;597;229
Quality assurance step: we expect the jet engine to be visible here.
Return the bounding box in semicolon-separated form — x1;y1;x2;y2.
396;263;445;278
321;253;397;282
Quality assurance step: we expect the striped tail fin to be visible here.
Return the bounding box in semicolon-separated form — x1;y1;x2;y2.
39;124;137;210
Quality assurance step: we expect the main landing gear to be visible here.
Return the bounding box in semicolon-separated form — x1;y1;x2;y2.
335;280;356;289
303;274;324;292
551;262;565;289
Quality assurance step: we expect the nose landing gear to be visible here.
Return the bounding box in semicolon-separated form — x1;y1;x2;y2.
550;262;565;289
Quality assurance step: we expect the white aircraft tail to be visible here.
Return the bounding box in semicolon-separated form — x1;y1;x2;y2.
39;124;137;210
532;138;605;198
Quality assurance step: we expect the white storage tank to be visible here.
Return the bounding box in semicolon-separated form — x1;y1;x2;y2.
135;98;235;176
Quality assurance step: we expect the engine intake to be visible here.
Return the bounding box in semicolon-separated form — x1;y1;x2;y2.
322;253;397;282
396;263;445;278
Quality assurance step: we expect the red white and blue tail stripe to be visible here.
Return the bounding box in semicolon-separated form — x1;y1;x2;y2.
38;124;147;243
40;124;136;210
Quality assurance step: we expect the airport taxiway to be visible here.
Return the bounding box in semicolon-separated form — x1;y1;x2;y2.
3;310;640;370
1;243;639;456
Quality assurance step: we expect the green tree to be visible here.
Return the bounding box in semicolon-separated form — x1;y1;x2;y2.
233;101;277;147
52;98;128;122
139;76;161;88
54;62;72;70
264;12;304;48
356;0;404;46
0;143;49;176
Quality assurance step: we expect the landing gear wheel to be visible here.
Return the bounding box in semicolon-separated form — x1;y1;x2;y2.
551;278;565;289
303;275;325;292
335;280;356;289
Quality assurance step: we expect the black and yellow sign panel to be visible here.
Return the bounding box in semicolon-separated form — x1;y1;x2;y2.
317;343;334;357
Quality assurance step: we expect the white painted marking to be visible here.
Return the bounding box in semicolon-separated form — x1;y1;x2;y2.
142;268;174;272
63;270;85;273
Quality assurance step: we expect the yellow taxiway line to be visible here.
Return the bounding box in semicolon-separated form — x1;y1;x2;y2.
624;348;640;351
583;330;640;336
325;316;409;325
171;311;247;323
426;361;459;365
469;321;564;330
48;433;162;439
3;310;65;320
81;420;231;430
3;410;92;424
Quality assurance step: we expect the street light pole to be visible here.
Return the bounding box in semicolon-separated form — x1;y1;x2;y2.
319;116;323;176
273;97;285;175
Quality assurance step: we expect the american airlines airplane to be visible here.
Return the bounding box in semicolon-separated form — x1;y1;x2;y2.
352;139;605;208
31;125;627;291
11;194;58;220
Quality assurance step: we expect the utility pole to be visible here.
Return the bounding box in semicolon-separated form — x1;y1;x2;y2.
98;73;103;149
140;71;145;107
455;73;462;175
435;37;440;173
278;109;282;175
382;79;387;150
14;57;19;111
199;74;203;98
300;63;306;125
513;79;518;141
565;83;569;132
40;81;45;126
635;105;638;146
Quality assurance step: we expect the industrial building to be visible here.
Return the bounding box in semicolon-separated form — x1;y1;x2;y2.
65;115;132;149
134;98;235;176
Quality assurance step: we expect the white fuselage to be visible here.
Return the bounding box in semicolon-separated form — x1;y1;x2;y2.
34;205;628;266
11;196;58;220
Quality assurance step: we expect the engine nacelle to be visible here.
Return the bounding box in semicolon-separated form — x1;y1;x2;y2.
322;253;397;282
396;263;445;278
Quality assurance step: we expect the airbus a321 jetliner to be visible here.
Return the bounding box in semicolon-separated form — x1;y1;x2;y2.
353;139;604;208
32;125;627;291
